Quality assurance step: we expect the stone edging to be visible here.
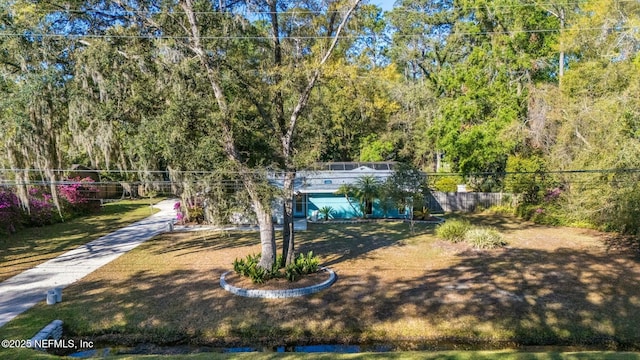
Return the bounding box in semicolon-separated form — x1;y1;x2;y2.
308;217;446;225
29;319;63;350
220;267;336;299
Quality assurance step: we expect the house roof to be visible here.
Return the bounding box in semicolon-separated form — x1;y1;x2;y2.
294;163;396;194
307;161;397;171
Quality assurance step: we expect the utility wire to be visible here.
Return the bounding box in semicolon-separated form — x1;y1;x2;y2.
18;0;640;15
2;25;638;40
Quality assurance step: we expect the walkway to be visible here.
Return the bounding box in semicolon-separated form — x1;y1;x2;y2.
0;199;178;328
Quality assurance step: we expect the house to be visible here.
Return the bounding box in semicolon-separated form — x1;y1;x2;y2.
273;162;412;220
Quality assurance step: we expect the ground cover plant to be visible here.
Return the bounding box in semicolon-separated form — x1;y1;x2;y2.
1;213;639;357
0;199;161;282
436;219;506;249
232;251;320;283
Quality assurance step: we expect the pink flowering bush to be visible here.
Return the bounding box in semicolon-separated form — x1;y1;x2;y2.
174;201;185;224
57;177;101;216
26;187;55;226
1;177;101;235
0;189;23;234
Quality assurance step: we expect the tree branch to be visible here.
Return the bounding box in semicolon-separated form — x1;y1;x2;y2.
282;0;362;159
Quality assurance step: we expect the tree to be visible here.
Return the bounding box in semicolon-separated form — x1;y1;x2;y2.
388;0;560;175
177;0;363;269
380;162;424;222
354;175;381;217
0;0;78;215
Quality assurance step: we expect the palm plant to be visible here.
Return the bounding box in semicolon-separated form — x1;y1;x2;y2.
318;206;334;221
355;175;381;218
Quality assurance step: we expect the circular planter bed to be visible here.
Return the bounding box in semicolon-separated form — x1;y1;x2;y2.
220;267;336;299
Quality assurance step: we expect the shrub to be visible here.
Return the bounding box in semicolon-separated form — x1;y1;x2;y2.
464;227;507;249
435;219;471;243
433;176;463;192
487;205;515;215
0;189;23;234
57;177;101;217
413;206;431;220
285;251;319;282
187;206;205;224
233;253;269;284
318;206;334;221
233;252;320;283
26;188;56;226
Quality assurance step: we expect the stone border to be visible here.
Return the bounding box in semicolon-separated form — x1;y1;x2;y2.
220;267;336;299
308;217;446;225
29;319;63;350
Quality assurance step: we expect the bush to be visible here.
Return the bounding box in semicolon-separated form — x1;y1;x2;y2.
57;177;101;217
433;176;461;192
285;251;319;282
318;206;334;221
233;252;319;283
233;253;269;284
0;189;23;234
464;227;507;249
435;219;471;243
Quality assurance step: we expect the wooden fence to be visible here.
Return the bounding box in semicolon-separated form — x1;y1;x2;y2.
425;191;512;213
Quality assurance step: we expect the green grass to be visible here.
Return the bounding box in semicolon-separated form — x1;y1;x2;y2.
0;198;162;282
1;216;639;358
4;349;640;359
107;351;640;359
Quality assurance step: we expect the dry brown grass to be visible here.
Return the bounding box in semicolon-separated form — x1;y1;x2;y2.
4;215;640;352
0;199;160;282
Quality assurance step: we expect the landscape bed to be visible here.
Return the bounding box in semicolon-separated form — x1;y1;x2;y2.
1;214;639;357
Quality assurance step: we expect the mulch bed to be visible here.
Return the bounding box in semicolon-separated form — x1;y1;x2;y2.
222;269;332;291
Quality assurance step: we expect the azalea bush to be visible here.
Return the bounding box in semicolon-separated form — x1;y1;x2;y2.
25;188;55;226
0;177;101;235
57;177;101;217
0;189;22;235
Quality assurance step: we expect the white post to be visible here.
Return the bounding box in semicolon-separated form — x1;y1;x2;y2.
46;290;56;305
54;287;62;302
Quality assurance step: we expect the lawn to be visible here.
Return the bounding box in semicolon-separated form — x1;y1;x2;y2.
1;212;639;358
0;199;161;282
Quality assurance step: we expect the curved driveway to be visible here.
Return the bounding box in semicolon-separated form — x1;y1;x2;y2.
0;199;178;328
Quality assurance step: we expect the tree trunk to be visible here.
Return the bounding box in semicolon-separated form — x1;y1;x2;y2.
255;198;276;270
181;0;278;269
282;170;296;265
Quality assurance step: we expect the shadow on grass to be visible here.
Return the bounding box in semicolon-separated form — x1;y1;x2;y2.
444;212;541;233
35;245;640;352
151;222;436;264
5;219;639;354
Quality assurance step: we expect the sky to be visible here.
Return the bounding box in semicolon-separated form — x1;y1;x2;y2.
371;0;396;12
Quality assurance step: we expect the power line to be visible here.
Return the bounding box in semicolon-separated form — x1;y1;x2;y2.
17;0;640;15
2;167;640;177
0;27;634;40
